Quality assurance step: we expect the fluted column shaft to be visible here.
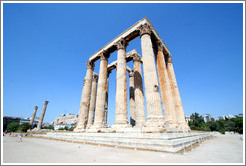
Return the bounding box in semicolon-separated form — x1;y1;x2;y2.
37;101;49;130
87;74;98;128
115;39;128;125
167;56;190;132
30;106;38;127
74;61;94;131
129;70;136;126
91;53;109;129
103;72;110;126
156;43;178;132
139;24;165;132
133;55;145;127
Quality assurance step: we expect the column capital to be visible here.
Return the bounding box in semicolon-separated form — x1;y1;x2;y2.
100;51;109;62
34;106;38;109
44;101;49;105
156;40;164;52
115;38;128;50
129;70;134;77
167;55;173;63
86;61;95;69
138;23;152;37
132;54;142;63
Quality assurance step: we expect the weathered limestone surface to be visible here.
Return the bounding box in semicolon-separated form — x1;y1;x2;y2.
129;70;136;126
133;55;145;127
103;72;110;126
139;24;165;133
37;101;49;130
167;56;190;132
113;38;130;129
30;106;38;127
90;53;109;130
155;42;178;132
74;61;94;132
86;73;98;128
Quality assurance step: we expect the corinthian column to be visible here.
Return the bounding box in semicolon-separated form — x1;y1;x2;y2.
37;101;49;130
112;38;130;129
155;40;178;132
103;71;111;126
133;55;145;127
30;106;38;127
129;70;136;126
166;55;190;132
86;73;98;128
139;24;165;133
74;61;94;132
91;52;109;130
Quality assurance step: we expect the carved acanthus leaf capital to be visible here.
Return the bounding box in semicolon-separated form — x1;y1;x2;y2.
115;38;128;50
132;54;142;62
44;101;49;105
34;106;38;110
156;40;164;52
138;23;152;37
86;61;95;69
167;55;173;63
100;51;109;61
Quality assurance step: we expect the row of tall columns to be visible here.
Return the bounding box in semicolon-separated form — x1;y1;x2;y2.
75;23;189;133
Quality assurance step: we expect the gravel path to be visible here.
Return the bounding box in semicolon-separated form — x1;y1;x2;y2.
2;134;244;164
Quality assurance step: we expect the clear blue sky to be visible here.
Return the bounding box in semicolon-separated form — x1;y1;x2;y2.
3;3;243;124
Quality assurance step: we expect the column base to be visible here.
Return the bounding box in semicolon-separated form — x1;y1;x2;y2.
87;123;107;132
111;123;132;133
141;118;166;133
164;120;179;133
177;122;191;132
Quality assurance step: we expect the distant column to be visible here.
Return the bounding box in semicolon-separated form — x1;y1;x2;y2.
103;71;111;126
74;61;94;132
129;70;136;126
133;55;145;127
166;55;190;132
37;101;49;130
91;52;109;130
87;73;98;128
30;106;38;127
155;40;178;132
113;38;129;128
139;24;165;133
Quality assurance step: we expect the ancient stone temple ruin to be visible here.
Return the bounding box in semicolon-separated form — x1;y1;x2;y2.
74;17;190;133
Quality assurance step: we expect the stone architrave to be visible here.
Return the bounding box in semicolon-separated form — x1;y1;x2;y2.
129;70;136;126
30;106;38;127
132;55;145;127
155;41;178;132
113;38;129;128
86;73;98;128
91;52;109;130
166;55;190;132
37;101;49;130
139;24;165;133
74;61;94;132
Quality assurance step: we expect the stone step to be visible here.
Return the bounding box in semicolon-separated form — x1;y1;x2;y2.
32;132;212;153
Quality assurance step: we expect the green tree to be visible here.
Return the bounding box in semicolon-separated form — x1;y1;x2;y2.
42;125;54;130
18;123;31;132
7;122;19;132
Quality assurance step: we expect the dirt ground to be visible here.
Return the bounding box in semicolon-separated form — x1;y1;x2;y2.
2;133;244;164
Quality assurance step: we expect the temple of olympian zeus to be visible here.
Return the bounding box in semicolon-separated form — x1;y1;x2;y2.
74;17;190;133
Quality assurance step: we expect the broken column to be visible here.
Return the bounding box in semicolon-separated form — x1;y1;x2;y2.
30;106;38;127
37;101;49;130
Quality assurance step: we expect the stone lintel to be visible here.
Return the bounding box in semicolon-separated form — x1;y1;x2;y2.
89;17;170;62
